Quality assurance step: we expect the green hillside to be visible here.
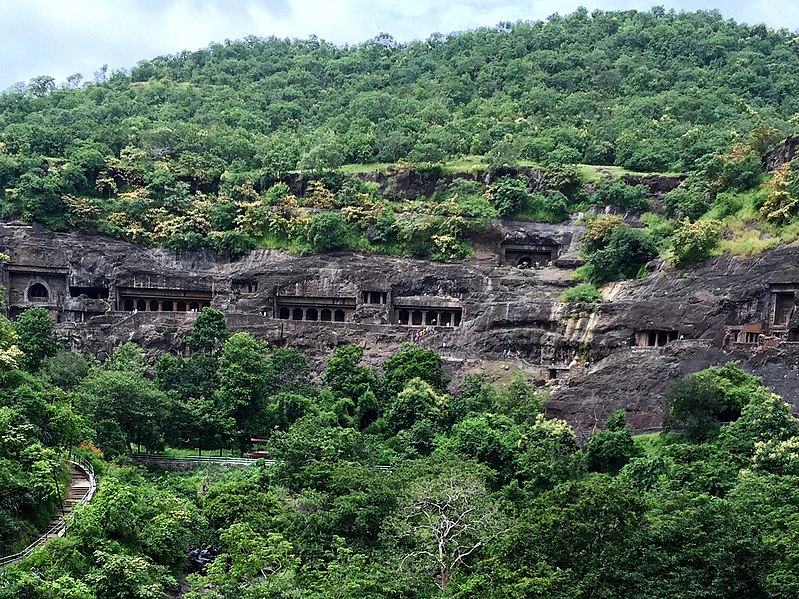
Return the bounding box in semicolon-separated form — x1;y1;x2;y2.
0;9;797;282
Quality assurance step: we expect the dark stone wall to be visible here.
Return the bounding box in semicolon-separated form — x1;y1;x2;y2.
6;222;799;431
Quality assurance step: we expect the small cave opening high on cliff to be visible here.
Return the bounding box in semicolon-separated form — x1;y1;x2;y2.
276;296;355;322
395;307;462;327
635;330;678;347
69;286;109;300
117;286;212;312
502;242;559;268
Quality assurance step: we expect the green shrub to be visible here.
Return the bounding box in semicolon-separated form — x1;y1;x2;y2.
484;175;532;218
592;179;650;211
586;224;657;284
561;283;602;305
664;187;709;220
671;218;722;264
306;211;353;251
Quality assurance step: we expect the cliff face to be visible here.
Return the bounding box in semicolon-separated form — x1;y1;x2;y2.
4;222;799;434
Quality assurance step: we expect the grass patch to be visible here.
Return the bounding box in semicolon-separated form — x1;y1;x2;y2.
337;162;392;175
633;431;682;457
332;158;681;182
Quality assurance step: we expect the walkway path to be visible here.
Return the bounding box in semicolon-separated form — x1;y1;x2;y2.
0;458;96;569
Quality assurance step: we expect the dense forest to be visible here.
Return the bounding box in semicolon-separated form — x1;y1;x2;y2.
5;7;799;597
4;307;799;597
0;8;799;277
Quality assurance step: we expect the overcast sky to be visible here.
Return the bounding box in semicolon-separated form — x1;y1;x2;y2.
2;0;798;91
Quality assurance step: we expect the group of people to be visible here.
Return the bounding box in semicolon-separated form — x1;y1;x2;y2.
411;326;437;343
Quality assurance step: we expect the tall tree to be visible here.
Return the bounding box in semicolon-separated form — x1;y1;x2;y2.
13;307;59;372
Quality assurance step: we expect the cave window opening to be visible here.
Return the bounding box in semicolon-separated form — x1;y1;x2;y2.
746;332;759;344
453;311;462;326
363;291;387;304
321;309;332;321
123;298;134;311
425;311;437;325
774;293;794;326
637;330;678;347
136;299;147;311
149;300;159;312
398;310;409;325
279;307;290;319
190;302;200;312
334;309;345;322
28;283;48;302
162;300;173;312
292;308;304;321
69;286;109;299
440;312;452;327
411;311;423;326
306;308;318;321
177;301;187;312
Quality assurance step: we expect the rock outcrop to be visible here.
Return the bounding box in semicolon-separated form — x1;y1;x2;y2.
5;222;799;432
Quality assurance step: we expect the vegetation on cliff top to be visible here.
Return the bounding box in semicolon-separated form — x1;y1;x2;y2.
0;8;798;266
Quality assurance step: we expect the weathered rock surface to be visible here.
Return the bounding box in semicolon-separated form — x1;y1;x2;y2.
5;222;799;431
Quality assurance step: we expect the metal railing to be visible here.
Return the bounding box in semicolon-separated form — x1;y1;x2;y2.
0;458;96;569
129;454;268;467
129;453;392;471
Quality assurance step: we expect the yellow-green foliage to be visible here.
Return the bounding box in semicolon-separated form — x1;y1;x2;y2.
580;215;624;254
671;218;723;264
759;162;798;224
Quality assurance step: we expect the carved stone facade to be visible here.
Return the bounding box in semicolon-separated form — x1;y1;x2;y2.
6;222;799;433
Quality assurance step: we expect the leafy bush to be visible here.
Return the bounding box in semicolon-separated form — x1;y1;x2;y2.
701;144;763;192
580;216;624;254
664;187;709;220
586;224;657;284
523;190;571;222
664;363;757;441
592;179;650;211
560;283;602;305
759;162;799;224
671;218;722;264
305;211;354;251
585;410;639;473
484;175;532;218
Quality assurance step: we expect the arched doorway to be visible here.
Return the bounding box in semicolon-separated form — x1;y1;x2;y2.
28;283;49;302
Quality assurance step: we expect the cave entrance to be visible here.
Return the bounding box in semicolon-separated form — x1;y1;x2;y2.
774;292;795;327
28;283;49;302
635;330;678;347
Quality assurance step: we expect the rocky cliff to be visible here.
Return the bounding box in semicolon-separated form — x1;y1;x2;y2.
4;222;799;434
